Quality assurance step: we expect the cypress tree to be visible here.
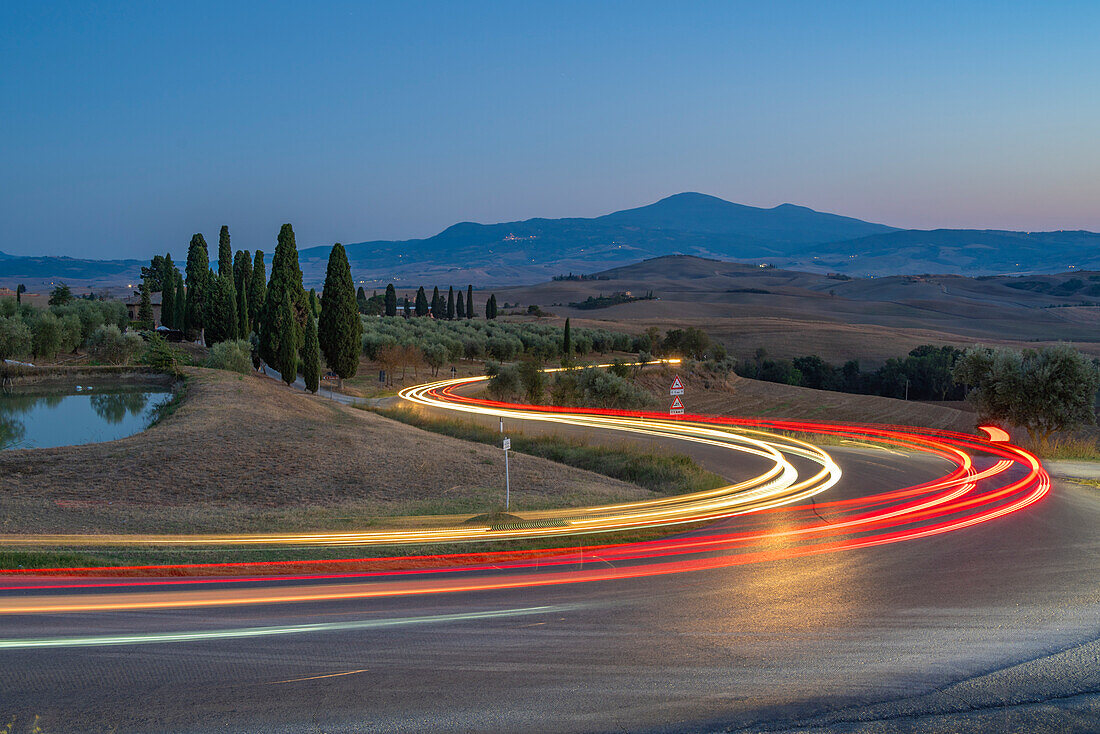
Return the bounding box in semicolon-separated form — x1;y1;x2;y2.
318;243;362;385
205;272;238;344
486;294;497;320
161;264;176;329
15;284;25;304
271;290;299;385
184;234;210;339
137;281;154;327
302;314;320;394
173;273;185;330
563;317;572;363
237;275;249;338
414;287;429;317
309;288;320;318
249;250;267;327
456;291;465;319
431;286;441;318
233;250;253;335
260;224;306;368
384;284;397;317
218;225;232;278
403;296;410;317
446;286;455;320
467;285;475;318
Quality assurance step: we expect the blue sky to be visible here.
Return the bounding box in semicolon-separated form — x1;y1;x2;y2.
2;1;1098;259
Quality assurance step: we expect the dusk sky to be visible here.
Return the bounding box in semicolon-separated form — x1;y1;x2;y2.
3;1;1098;259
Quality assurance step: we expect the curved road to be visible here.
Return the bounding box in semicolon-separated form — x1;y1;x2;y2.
0;376;1098;733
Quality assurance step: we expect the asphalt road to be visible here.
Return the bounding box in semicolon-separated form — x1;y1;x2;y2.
1;409;1098;732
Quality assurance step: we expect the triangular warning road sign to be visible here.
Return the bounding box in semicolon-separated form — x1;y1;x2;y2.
670;396;684;410
670;376;684;390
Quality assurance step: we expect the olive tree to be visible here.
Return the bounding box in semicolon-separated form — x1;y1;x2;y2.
954;345;1100;445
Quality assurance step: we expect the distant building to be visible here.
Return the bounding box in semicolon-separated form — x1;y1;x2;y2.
123;291;162;326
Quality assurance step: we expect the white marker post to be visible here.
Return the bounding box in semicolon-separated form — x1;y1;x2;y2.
502;437;511;510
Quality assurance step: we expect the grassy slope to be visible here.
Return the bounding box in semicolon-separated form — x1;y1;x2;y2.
0;367;656;536
370;406;727;496
633;364;977;432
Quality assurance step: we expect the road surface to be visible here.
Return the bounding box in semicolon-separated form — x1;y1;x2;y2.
0;376;1097;733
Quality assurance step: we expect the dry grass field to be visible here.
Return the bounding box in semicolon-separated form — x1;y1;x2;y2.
494;255;1100;365
633;365;977;432
0;368;653;535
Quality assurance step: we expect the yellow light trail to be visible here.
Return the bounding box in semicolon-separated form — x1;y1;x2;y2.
0;362;842;549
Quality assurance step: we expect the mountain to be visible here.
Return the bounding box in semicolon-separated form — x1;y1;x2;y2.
296;192;901;286
5;193;1100;287
594;193;895;243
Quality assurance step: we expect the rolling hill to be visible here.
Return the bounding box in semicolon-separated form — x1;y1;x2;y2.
5;193;1100;287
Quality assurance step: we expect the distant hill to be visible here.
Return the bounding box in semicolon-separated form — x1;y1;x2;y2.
5;193;1100;287
0;253;144;289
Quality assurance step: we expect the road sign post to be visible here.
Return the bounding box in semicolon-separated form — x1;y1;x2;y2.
670;376;685;415
502;437;511;510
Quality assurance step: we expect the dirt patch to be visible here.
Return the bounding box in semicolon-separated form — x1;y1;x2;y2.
0;367;652;534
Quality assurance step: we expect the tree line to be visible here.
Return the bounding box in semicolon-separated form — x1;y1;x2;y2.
354;283;499;320
734;345;967;401
146;224;362;393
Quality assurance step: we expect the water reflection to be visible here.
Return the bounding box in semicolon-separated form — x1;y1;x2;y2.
90;392;150;424
0;387;170;449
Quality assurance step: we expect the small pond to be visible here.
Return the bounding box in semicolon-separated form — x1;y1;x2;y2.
0;385;174;450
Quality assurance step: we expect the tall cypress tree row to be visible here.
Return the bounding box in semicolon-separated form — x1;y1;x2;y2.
486;294;497;320
318;243;362;385
456;291;465;319
249;250;266;327
218;225;233;278
260;224;306;368
414;287;429;317
302;313;320;394
184;234;210;339
467;285;475;318
446;286;455;320
384;284;397;317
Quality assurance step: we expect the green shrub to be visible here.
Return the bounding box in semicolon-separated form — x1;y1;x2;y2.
551;367;651;409
87;324;144;364
137;333;190;374
487;363;521;400
206;339;253;375
0;317;31;362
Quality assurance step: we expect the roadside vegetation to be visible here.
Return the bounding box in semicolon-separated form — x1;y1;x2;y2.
369;405;726;496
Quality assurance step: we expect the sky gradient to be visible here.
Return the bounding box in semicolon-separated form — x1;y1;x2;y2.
3;1;1099;259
